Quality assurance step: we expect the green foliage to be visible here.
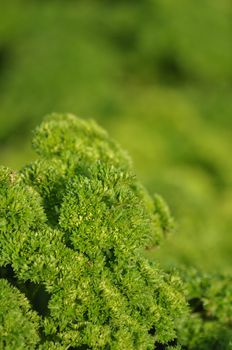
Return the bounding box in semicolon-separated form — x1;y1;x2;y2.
0;1;231;347
0;0;232;273
0;114;186;349
177;268;232;350
0;279;40;350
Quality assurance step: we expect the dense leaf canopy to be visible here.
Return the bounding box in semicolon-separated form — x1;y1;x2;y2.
0;114;185;349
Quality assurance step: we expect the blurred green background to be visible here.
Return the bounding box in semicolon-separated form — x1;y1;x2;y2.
0;0;231;273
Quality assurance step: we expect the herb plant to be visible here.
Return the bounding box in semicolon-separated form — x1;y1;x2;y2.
0;114;186;350
177;268;232;350
1;114;231;349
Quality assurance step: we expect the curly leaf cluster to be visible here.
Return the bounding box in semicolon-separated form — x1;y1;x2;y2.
177;268;232;350
0;114;186;349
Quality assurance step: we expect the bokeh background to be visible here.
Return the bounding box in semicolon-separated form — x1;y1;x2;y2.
0;0;231;273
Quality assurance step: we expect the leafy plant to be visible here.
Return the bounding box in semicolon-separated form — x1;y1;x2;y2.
1;114;231;349
176;268;232;350
0;114;186;349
